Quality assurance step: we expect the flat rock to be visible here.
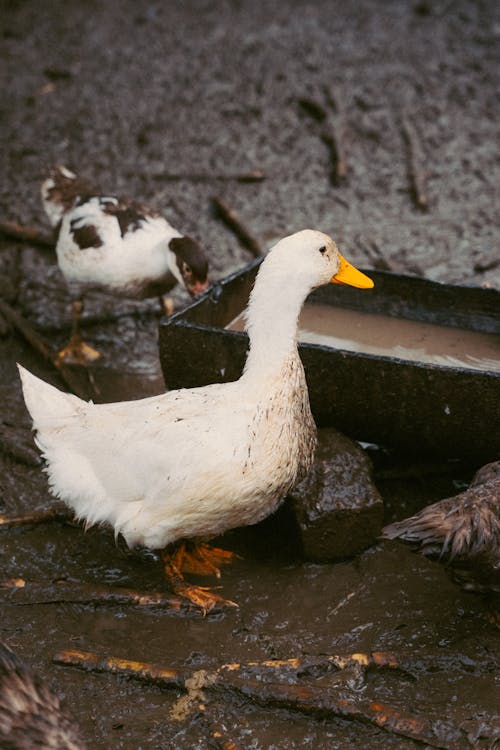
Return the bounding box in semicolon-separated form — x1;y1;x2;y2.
288;428;383;561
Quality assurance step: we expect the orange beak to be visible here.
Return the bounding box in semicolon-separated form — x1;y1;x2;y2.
331;255;374;289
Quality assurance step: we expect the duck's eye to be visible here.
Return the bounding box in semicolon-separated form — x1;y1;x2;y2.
318;245;327;255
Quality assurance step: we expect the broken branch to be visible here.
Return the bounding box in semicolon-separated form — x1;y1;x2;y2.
156;170;266;184
0;298;97;401
0;221;54;249
52;648;477;749
212;197;263;257
0;508;70;528
320;120;348;183
2;578;199;614
299;92;348;184
401;114;429;210
473;257;500;273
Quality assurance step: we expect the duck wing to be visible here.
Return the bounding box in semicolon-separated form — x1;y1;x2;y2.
18;366;250;542
58;195;172;252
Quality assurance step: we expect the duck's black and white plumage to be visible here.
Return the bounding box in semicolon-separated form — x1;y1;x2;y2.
383;461;500;595
41;166;209;363
0;641;85;749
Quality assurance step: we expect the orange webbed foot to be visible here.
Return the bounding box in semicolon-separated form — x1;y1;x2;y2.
173;542;240;578
162;544;239;614
55;335;102;366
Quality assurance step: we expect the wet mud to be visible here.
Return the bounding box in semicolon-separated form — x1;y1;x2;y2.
1;1;499;748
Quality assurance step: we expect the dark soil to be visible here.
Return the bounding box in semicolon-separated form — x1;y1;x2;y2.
0;1;499;748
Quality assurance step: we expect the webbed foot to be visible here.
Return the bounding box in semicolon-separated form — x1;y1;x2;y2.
55;335;102;366
161;545;239;614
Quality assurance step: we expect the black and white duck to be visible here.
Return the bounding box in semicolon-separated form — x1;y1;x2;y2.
41;166;209;364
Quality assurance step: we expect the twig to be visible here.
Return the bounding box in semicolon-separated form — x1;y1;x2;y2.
401;114;429;211
212;197;263;257
202;716;243;750
1;579;198;613
297;97;328;122
0;298;97;401
0;508;71;528
299;91;348;184
52;649;397;687
474;257;500;273
0;221;54;249
53;649;190;685
327;585;365;618
155;170;266;184
52;649;479;749
232;679;469;749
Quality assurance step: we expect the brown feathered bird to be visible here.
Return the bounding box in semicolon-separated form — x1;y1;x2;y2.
41;166;209;364
382;461;500;595
0;641;85;749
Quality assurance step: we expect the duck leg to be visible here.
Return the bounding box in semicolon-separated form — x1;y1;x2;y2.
159;295;175;317
161;542;239;613
56;299;102;366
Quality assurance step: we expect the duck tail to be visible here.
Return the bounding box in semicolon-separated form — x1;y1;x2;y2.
17;364;83;431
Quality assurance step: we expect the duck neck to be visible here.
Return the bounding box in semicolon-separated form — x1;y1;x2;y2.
242;263;310;379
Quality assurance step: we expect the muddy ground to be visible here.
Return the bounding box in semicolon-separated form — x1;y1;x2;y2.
0;1;499;748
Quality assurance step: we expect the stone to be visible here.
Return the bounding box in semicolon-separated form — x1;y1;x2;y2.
288;428;383;561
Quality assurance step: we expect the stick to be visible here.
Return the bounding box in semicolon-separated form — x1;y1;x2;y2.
212;197;263;257
52;649;398;686
401;114;429;210
0;298;96;401
299;93;348;184
474;257;500;273
320;120;348;183
156;171;266;184
2;578;199;613
53;649;189;686
52;649;477;749
0;508;70;528
0;221;54;249
232;679;468;749
297;97;328;122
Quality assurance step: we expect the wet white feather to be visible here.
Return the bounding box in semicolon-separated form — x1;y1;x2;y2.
18;230;344;550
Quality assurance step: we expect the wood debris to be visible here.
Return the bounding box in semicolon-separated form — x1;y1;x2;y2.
51;648;485;748
212;197;263;257
401;114;429;210
0;298;97;401
0;578;200;614
0;221;54;249
0;508;69;528
157;170;265;184
298;86;348;185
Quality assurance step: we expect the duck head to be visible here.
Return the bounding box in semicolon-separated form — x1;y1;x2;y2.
169;235;210;296
41;166;95;227
262;229;373;292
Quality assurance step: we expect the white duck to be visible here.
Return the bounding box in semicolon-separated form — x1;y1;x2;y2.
41;166;209;365
19;229;373;611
